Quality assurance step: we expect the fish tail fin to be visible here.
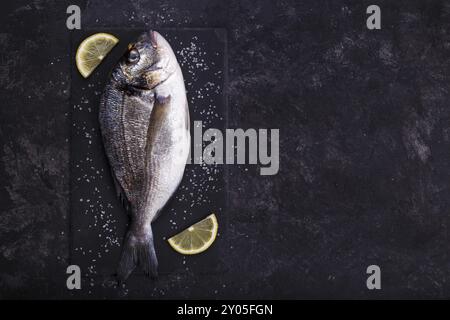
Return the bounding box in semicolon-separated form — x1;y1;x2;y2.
117;227;158;282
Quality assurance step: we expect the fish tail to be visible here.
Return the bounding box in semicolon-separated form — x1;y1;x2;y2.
117;227;158;282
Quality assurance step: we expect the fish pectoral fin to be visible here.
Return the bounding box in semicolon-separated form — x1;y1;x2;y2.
145;93;172;153
141;93;173;201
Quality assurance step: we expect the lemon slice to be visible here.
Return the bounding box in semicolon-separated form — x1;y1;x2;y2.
75;33;118;78
168;214;218;255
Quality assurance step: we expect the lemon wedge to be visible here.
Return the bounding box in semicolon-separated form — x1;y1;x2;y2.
75;33;118;78
168;214;218;255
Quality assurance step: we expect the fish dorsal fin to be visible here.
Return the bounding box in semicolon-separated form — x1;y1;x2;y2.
110;167;132;215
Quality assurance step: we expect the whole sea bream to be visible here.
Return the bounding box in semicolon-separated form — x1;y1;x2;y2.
99;31;190;281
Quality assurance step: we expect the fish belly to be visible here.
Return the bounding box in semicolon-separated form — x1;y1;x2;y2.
143;100;190;223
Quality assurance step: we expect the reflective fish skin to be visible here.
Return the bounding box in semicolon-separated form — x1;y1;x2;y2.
99;31;190;281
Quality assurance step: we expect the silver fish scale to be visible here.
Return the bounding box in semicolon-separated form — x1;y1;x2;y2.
99;31;190;280
99;85;154;207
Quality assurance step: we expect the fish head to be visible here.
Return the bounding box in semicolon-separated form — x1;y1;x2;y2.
112;31;177;90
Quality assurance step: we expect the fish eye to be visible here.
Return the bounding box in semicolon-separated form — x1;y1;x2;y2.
128;49;140;63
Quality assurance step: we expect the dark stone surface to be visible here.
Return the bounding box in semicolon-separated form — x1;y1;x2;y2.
1;0;450;298
70;28;227;292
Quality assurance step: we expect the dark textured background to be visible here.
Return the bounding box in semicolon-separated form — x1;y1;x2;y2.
1;0;450;299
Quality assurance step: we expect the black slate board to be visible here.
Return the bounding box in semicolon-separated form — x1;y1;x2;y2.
70;29;227;286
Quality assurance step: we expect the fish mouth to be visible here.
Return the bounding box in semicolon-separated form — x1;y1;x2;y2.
150;30;159;48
